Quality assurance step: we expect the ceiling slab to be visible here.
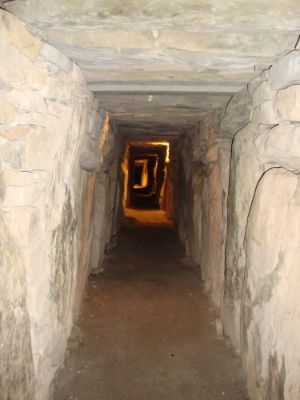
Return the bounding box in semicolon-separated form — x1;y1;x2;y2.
2;0;300;134
3;0;300;95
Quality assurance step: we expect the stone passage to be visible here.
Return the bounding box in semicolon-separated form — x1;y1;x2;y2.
54;227;247;400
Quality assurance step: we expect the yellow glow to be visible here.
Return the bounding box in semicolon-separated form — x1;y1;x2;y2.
127;140;170;164
148;141;170;163
133;159;148;189
121;139;171;214
121;142;130;209
124;208;172;227
97;115;110;162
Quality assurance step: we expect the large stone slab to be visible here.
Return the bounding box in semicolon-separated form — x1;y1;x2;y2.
276;85;300;122
242;168;300;400
268;50;300;90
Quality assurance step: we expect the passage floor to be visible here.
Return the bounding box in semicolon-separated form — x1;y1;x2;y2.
54;227;247;400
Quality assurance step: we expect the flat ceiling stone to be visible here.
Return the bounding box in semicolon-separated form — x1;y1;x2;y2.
4;0;300;92
3;0;300;131
96;92;228;131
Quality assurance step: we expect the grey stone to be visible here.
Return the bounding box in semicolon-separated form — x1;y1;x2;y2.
242;169;300;399
40;42;74;74
79;150;99;171
268;50;300;90
219;88;252;138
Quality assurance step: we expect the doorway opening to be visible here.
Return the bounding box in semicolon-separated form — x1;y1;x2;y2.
122;138;175;227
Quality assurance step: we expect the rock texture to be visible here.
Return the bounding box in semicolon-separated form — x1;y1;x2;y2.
4;0;300;89
0;10;108;400
2;0;300;131
173;47;300;399
1;3;300;400
90;116;122;273
0;214;35;400
242;168;300;400
221;47;300;400
176;111;231;307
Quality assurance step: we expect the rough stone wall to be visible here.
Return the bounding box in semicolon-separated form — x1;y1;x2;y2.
90;118;122;273
0;10;101;400
221;50;300;399
176;133;193;247
177;111;231;307
0;214;35;400
242;168;300;400
198;140;231;307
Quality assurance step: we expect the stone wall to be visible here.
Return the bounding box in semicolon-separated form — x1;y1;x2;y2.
242;168;300;399
177;111;232;307
221;50;300;399
90;117;122;273
0;10;103;400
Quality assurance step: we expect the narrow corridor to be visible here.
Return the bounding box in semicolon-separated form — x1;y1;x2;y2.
54;227;247;400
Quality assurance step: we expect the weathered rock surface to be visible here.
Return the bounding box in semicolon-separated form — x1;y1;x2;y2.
221;122;266;349
90;116;122;273
268;51;300;90
177;112;231;308
221;44;300;400
2;0;300;131
0;215;35;400
219;88;252;138
242;168;300;400
0;9;106;400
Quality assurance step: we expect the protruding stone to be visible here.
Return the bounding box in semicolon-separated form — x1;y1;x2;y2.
40;42;74;74
251;99;281;125
219;88;251;138
79;151;99;171
255;124;300;170
252;81;276;107
276;85;300;122
268;50;300;90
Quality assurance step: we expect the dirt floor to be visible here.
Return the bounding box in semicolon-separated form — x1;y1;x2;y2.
54;226;248;400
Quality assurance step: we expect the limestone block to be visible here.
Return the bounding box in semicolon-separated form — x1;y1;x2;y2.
40;42;74;74
242;168;300;400
204;144;219;162
2;170;43;187
255;124;300;170
7;90;48;113
41;75;73;102
23;125;66;170
200;160;227;307
252;99;281;125
0;140;25;169
268;50;300;90
43;98;70;117
0;215;35;400
219;88;251;138
275;85;300;122
0;43;27;83
247;71;267;96
252;80;276;107
0;95;15;124
0;9;98;400
79;150;99;171
0;126;29;141
28;66;48;89
2;207;40;248
4;183;43;207
0;10;41;61
221;123;264;350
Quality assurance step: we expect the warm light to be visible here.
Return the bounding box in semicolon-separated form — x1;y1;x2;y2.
133;159;148;189
148;141;170;163
121;139;172;215
97;115;110;162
